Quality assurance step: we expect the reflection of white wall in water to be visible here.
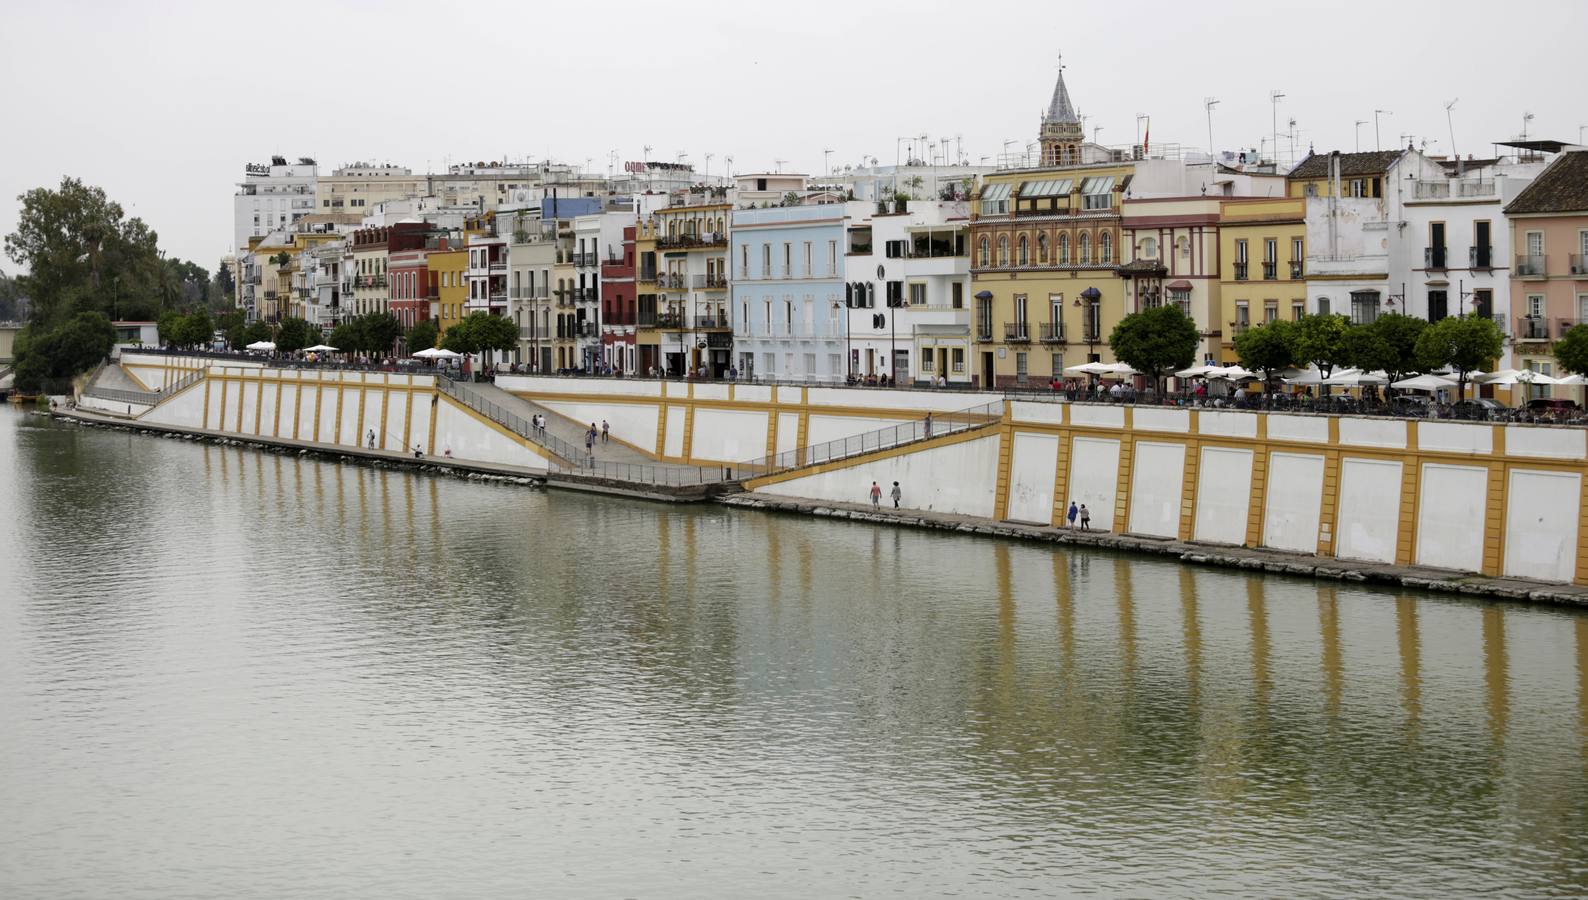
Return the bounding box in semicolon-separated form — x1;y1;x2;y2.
1007;433;1059;524
1128;441;1185;537
1334;458;1403;563
757;434;1000;518
690;408;769;462
1263;453;1324;553
1504;469;1581;583
1194;447;1253;544
1067;436;1120;532
1416;463;1488;571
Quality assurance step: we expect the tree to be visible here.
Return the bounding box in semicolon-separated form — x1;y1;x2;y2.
4;177;167;328
275;317;316;353
406;319;438;353
1108;305;1198;393
358;312;401;356
328;322;361;354
441;312;516;357
12;311;115;392
1233;319;1296;398
240;320;272;349
157;309;183;345
1288;314;1350;392
1554;324;1588;376
1414;313;1503;393
1354;313;1428;383
216;310;246;350
173;309;214;349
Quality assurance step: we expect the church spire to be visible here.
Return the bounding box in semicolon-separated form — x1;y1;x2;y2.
1044;54;1079;125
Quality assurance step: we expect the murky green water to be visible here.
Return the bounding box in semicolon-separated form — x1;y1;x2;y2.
1;407;1585;898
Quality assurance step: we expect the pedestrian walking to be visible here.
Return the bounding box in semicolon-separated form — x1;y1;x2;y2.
890;481;902;509
601;420;610;444
870;481;882;509
1067;500;1078;528
367;429;375;450
924;412;933;439
1079;504;1091;530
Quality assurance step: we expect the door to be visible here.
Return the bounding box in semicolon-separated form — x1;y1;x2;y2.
893;349;911;383
982;352;995;388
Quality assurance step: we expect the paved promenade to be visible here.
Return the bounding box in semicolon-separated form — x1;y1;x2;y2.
723;493;1588;608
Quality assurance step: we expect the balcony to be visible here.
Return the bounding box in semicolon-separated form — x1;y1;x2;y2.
977;326;993;341
664;273;686;290
1039;322;1066;343
554;290;573;308
695;313;730;330
694;273;728;289
638;268;658;283
1517;254;1547;278
1572;254;1588;276
1230;321;1251;336
1470;245;1493;269
1234;262;1248;281
1516;316;1551;340
637;311;659;327
1081;325;1102;342
1290;260;1304;279
1262;262;1278;280
1560;318;1585;337
582;287;600;301
1424;246;1448;270
489;259;507;272
656;312;684;329
1003;322;1031;342
657;233;727;251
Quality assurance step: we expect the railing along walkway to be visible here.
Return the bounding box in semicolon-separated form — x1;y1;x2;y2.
737;400;1004;480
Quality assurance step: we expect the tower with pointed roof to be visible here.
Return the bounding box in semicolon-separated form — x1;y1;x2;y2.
1040;55;1084;167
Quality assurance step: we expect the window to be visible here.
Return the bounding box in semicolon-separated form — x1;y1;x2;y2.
885;240;907;259
977;298;993;340
998;235;1009;267
1100;232;1112;264
952;348;964;373
1235;301;1250;327
1472;288;1492;319
909;283;926;306
1038;233;1049;264
921;351;934;372
1428;289;1448;322
1179;237;1191;258
1058;233;1069;264
1264;301;1278;324
1018;235;1029;266
1078;233;1090;264
952;282;964;309
804;242;812;274
762;244;771;276
1291;301;1305;321
1527;294;1544;317
1317;297;1330;316
980;182;1010;215
1015;351;1028;383
1235;239;1248;280
827;240;837;273
886;281;904;307
741;244;748;275
783;243;792;274
978;237;989;267
1140;237;1158;259
1081;176;1114;210
1014;294;1028;326
1263;238;1278;279
1169;288;1191;317
1350;290;1380;325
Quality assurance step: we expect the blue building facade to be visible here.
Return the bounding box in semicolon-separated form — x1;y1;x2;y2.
729;204;850;382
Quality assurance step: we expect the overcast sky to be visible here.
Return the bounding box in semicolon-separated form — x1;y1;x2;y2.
3;0;1585;272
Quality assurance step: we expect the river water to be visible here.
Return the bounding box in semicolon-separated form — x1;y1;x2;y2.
1;407;1585;899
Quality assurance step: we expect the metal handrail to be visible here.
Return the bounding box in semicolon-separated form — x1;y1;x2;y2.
83;386;161;406
736;400;1004;479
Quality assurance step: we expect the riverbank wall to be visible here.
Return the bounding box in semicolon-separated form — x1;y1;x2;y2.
505;375;1588;588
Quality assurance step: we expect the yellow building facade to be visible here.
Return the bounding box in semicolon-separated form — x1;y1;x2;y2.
429;248;467;337
1216;198;1307;362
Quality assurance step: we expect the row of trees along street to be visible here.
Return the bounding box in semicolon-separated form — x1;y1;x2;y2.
4;177;232;392
1107;305;1588;398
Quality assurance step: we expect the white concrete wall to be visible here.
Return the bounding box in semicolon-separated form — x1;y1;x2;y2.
80;395;154;417
409;394;434;454
805;387;999;412
433;398;549;469
1070;405;1125;429
693;383;729;401
1263;453;1324;553
1199;410;1257;439
1504;469;1581;583
1267;415;1329;444
775;413;799;457
1128;441;1185;538
1067;437;1120;532
1505;426;1585;460
735;384;773;403
757;434;1000;517
1193;447;1252;545
498;374;662;397
1338;417;1406;449
690;408;769;463
1335;458;1403;564
1416;464;1488;571
663;406;686;458
1006;433;1059;525
1132;408;1190;435
541;400;660;454
1418;421;1492;455
806;414;911;449
1010;401;1065;426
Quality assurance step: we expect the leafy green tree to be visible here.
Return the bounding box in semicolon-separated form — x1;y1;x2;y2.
1554;324;1588;376
1233;319;1296;397
358;312;401;356
406;319;439;353
211;261;236;310
4;177;166;328
157;309;183;345
1414;313;1503;392
240;320;272;349
471;313;517;354
1361;313;1428;383
12;311;115;392
439;314;478;354
1108;304;1198;393
174;309;214;349
275;317;316;353
1288;313;1350;384
328;321;361;354
215;310;246;349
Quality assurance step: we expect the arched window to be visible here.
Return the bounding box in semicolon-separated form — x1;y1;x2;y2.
1018;235;1029;266
978;237;989;267
1038;233;1049;264
1058;233;1069;264
1100;232;1113;264
1140;237;1158;259
998;235;1009;267
1078;232;1091;264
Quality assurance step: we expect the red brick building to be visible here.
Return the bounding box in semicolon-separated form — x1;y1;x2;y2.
601;226;637;373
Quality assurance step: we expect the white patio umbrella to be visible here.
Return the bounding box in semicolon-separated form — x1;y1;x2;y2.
1093;362;1140;377
1552;373;1587;386
1174;364;1218;378
1322;369;1388;387
303;344;339;352
1063;362;1111;376
1281;365;1335;386
1208;365;1258;381
413;347;464;361
1390;373;1457;391
245;340;276;351
1480;368;1560;386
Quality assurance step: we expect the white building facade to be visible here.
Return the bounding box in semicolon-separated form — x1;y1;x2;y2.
233;157;317;252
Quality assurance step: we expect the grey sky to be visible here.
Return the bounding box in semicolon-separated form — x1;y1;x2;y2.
3;0;1584;272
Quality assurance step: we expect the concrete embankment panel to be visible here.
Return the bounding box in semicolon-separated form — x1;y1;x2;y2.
758;434;1000;518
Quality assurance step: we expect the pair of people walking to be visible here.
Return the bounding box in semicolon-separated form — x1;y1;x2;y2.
1066;500;1092;530
870;481;902;509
